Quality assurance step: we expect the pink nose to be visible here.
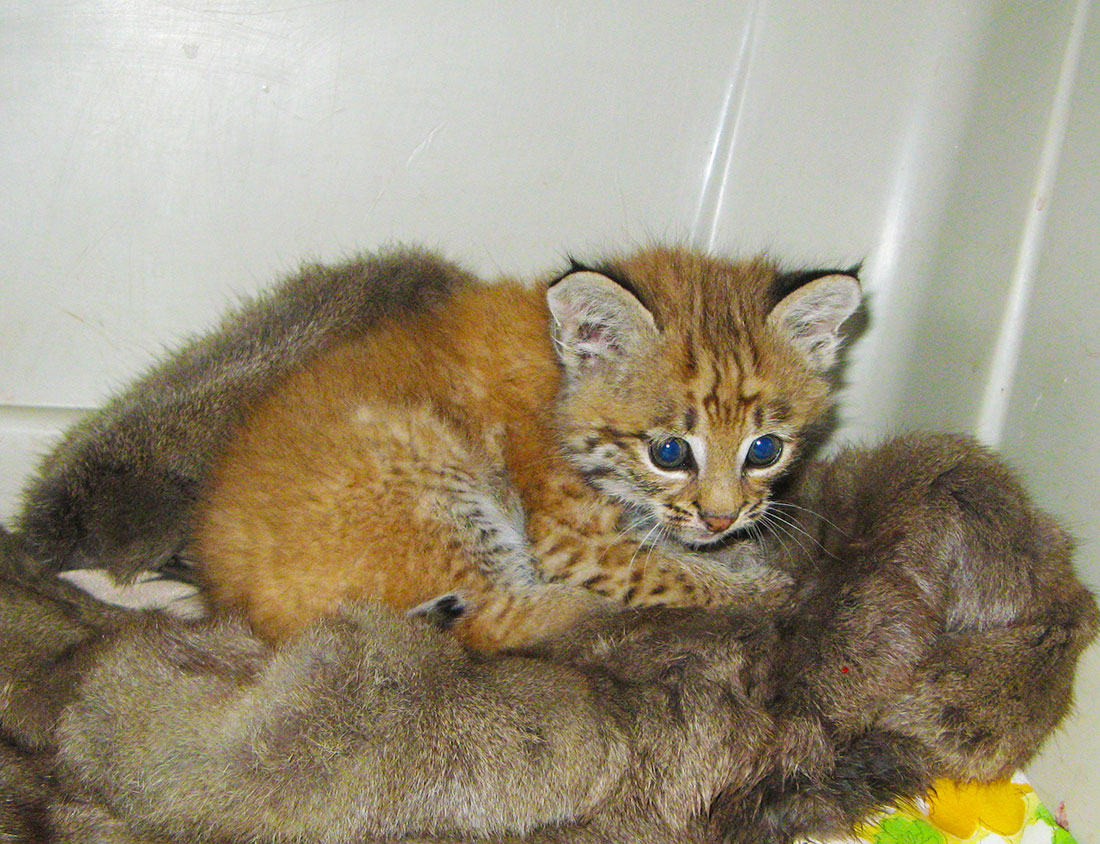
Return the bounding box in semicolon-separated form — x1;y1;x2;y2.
701;514;735;533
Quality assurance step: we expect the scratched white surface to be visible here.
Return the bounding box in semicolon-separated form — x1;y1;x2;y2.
0;0;1097;830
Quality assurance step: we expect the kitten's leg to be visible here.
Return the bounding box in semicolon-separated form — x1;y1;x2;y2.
196;399;576;645
526;495;792;614
450;583;613;652
443;467;544;591
414;458;780;650
435;469;615;650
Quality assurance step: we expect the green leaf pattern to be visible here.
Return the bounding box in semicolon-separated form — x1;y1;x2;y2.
872;816;947;844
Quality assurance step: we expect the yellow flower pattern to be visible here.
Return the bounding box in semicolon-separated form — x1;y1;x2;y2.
926;779;1031;840
807;774;1077;844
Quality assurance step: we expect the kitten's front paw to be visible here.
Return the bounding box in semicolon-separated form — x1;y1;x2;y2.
407;591;468;630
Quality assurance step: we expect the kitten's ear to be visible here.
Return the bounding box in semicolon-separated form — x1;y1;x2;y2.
546;271;658;379
767;272;861;370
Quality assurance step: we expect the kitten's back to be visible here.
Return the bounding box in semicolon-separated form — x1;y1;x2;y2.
193;278;566;644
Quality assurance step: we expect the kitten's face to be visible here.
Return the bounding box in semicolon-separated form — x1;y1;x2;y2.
547;249;859;548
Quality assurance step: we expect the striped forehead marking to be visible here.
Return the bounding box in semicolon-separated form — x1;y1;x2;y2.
683;405;698;432
699;351;765;428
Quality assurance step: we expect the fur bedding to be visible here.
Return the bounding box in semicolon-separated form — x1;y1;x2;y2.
0;481;1093;843
1;253;1097;842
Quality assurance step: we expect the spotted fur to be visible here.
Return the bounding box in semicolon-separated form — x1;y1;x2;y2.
195;247;860;650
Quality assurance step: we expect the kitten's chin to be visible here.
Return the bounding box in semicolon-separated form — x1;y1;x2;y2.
672;520;758;551
670;525;734;550
688;535;734;551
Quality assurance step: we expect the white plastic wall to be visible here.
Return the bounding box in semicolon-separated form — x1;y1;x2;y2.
1;0;1097;830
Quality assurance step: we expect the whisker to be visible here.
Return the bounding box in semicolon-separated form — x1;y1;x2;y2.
749;512;783;553
593;512;654;566
759;512;812;561
642;523;673;585
640;523;670;580
628;521;663;572
742;520;765;557
765;510;839;564
770;500;851;538
766;508;837;559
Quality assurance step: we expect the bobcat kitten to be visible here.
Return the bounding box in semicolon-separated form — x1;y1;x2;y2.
194;247;860;649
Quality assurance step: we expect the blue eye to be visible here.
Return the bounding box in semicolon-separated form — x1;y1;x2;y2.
649;436;692;470
745;435;783;468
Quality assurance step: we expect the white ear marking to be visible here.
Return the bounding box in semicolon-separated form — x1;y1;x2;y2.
546;271;658;381
767;274;860;370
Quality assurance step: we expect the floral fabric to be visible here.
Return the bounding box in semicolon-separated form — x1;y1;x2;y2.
813;775;1077;844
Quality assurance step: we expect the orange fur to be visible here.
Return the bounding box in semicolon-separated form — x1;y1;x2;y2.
194;248;859;649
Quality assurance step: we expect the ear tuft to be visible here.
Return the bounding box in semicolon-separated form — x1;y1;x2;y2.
546;271;657;382
767;274;861;370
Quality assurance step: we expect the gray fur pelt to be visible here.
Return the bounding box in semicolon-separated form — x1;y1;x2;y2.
3;249;1097;841
0;434;1096;842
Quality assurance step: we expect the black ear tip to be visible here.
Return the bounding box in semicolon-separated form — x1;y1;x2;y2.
549;256;593;289
546;261;653;317
771;263;863;306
